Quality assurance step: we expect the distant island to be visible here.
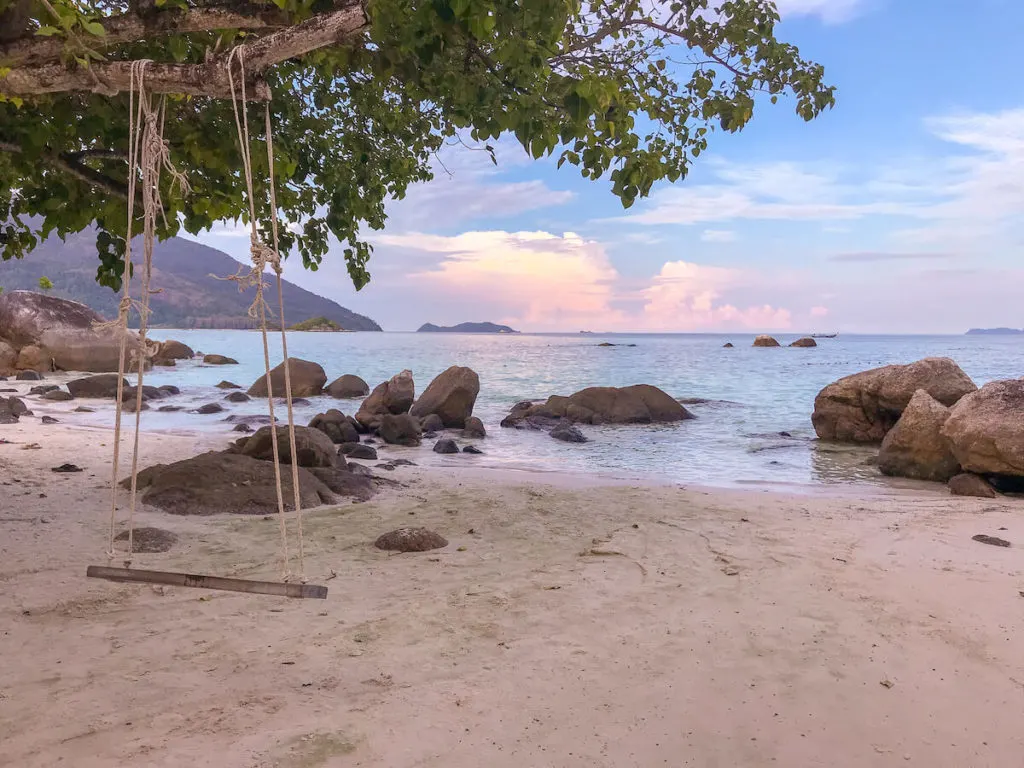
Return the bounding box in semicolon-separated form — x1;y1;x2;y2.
966;328;1023;335
0;227;382;331
418;322;519;334
289;316;344;332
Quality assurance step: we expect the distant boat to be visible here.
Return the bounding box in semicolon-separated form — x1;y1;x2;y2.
811;333;838;339
579;330;594;334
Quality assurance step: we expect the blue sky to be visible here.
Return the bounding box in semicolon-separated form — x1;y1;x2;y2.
194;0;1024;333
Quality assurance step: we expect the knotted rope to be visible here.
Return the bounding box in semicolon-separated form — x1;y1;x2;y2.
226;47;306;581
102;60;189;564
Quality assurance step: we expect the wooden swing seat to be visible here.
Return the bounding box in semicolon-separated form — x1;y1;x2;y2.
86;565;327;599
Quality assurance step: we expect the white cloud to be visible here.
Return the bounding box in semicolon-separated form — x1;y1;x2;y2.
642;261;792;331
376;230;799;332
700;229;737;243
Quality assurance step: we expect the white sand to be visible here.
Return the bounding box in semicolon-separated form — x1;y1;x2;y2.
1;408;1022;767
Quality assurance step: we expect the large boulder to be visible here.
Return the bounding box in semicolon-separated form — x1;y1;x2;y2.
502;384;694;428
877;390;960;482
409;366;480;428
378;413;422;446
941;379;1024;476
240;425;339;468
0;340;16;374
154;339;194;361
0;290;140;372
753;335;780;347
812;358;977;443
326;374;370;399
129;451;335;515
16;344;49;373
248;357;327;398
67;373;129;398
308;467;375;501
355;369;415;429
790;337;817;348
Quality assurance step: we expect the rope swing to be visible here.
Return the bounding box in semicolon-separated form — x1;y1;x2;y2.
86;54;326;600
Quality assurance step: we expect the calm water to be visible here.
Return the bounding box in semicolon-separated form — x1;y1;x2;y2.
75;331;1023;489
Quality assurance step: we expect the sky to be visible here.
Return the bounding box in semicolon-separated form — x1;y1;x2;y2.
189;0;1024;333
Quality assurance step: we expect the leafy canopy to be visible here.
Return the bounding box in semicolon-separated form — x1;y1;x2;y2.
0;0;835;290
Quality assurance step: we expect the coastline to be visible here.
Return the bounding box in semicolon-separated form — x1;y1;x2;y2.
1;415;1022;766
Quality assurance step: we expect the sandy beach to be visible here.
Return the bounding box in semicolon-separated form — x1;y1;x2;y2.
1;405;1023;768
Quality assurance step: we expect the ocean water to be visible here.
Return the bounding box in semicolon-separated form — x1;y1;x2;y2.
72;330;1023;489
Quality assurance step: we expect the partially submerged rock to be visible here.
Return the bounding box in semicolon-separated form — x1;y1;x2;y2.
812;358;976;443
420;413;445;433
355;369;415;429
67;373;128;399
878;390;960;482
753;335;780;347
129;451;335;515
551;424;587;443
326;374;370;399
502;384;693;428
203;354;238;365
378;413;421;446
462;416;486;439
248;357;327;398
216;380;241;389
790;337;817;348
942;379;1024;476
433;437;459;454
154;340;194;362
374;527;448;553
409;366;480;428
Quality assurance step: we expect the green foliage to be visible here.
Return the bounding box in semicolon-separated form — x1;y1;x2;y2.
38;275;53;290
0;0;835;290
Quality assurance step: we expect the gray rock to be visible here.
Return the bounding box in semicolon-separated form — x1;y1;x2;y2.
340;442;378;460
224;391;250;403
196;402;225;414
374;527;448;552
551;425;588;443
433;438;459;454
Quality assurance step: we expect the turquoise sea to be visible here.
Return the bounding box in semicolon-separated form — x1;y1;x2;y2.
75;330;1023;489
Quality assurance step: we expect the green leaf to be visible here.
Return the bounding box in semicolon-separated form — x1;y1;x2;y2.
83;21;106;36
35;25;61;36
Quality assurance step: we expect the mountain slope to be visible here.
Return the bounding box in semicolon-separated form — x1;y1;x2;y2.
0;231;381;330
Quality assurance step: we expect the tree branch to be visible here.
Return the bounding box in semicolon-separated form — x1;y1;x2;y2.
0;1;368;100
0;6;294;68
0;140;127;198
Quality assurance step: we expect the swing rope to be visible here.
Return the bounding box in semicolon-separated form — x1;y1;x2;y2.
99;55;305;586
226;48;306;582
102;60;189;565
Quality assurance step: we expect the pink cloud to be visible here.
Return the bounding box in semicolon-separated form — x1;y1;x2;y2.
810;306;830;317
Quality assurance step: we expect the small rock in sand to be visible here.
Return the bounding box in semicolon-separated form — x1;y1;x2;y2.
51;463;83;473
74;406;95;413
374;527;448;553
41;415;59;424
114;527;178;553
463;445;483;454
972;534;1010;548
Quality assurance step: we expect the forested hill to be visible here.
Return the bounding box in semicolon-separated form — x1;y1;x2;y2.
0;230;381;331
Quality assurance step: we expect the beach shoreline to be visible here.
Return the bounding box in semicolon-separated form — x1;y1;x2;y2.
1;414;1022;767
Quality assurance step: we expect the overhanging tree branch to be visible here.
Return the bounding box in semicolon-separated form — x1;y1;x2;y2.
0;1;368;100
0;140;127;198
0;6;294;68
